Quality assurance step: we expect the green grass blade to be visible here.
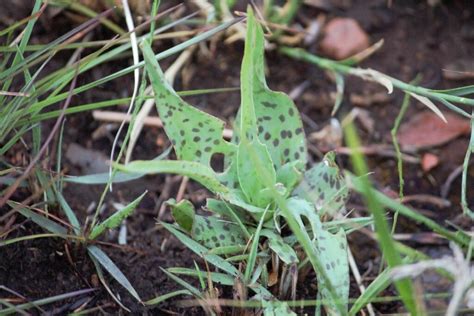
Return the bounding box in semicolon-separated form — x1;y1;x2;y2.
431;85;474;96
349;268;392;315
51;0;125;34
55;190;81;235
144;289;191;306
461;112;474;217
9;202;67;235
89;252;131;311
87;245;141;302
0;288;95;315
244;208;267;283
0;0;42;95
391;89;412;199
167;267;235;286
349;175;471;246
161;222;239;277
66;148;171;184
160;268;203;298
26;17;243;116
344;122;418;315
0;233;83;247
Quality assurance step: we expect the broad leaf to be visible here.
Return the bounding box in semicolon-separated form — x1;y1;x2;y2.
261;229;299;265
192;215;246;248
206;198;252;224
142;42;237;170
237;140;276;207
314;227;349;314
279;197;349;314
167;198;195;233
231;10;307;171
293;152;349;217
167;199;247;249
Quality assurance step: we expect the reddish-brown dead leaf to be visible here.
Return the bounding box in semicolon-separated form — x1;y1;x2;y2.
421;153;439;172
398;111;471;150
319;17;370;60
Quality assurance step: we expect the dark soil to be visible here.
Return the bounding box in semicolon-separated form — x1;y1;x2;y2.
1;0;473;314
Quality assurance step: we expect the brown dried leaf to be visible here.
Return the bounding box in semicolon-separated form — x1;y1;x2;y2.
398;111;471;150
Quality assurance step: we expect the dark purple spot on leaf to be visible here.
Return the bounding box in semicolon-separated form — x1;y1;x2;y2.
262;101;277;109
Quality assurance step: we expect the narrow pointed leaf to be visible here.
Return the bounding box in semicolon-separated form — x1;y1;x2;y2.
89;192;147;240
87;245;141;301
9;202;67;235
144;289;191;306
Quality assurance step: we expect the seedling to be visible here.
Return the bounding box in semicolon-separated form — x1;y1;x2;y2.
117;8;367;314
6;190;146;311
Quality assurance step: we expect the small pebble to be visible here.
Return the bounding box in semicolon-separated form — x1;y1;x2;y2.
319;17;370;60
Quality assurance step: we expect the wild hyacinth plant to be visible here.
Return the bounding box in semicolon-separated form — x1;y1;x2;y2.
118;8;358;314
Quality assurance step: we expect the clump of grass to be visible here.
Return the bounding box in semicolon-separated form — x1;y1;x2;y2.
0;0;242;312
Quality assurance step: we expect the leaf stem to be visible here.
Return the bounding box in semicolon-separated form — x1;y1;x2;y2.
280;47;474;106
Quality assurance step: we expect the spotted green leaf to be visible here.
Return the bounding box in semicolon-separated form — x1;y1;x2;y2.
167;199;246;248
293;152;349;217
89;191;147;240
314;227;349;314
279;197;349;314
193;215;246;248
284;197;321;237
233;9;278;209
205;198;251;224
142;42;236;168
231;10;307;171
261;229;299;265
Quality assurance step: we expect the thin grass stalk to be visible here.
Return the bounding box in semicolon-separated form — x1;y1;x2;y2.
344;122;418;315
280;47;474;107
